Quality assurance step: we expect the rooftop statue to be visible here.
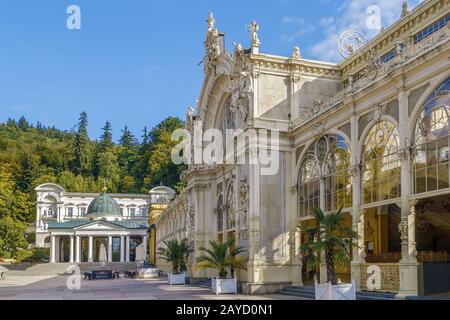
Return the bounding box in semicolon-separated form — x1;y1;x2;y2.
292;46;301;59
401;1;410;18
186;106;195;123
247;20;260;48
207;11;215;31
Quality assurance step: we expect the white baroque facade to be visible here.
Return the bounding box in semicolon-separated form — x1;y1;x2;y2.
157;0;450;296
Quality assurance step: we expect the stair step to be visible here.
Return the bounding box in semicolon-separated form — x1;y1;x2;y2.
2;262;139;278
279;286;399;300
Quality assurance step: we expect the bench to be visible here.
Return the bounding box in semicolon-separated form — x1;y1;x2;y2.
92;270;113;280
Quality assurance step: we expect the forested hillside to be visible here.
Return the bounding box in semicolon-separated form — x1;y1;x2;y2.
0;113;186;258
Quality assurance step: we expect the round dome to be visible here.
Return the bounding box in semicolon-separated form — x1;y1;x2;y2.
86;193;122;218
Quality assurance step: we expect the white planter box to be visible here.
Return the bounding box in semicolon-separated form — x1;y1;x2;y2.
139;268;159;279
315;280;356;300
168;272;186;285
212;278;237;295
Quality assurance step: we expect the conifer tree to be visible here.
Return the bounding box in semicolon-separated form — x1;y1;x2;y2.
73;112;90;175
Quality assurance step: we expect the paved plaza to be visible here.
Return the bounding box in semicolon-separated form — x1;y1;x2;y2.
0;276;305;300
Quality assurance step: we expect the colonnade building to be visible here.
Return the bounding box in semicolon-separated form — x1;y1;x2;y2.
156;0;450;297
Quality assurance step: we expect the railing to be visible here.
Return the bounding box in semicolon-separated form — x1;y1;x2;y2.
292;24;449;130
360;263;400;293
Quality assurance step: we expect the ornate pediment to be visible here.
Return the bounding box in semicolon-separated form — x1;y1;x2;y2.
75;221;124;231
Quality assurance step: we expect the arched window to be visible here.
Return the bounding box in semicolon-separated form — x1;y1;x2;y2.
298;154;321;218
324;137;352;212
412;78;450;194
298;135;351;217
362;121;400;204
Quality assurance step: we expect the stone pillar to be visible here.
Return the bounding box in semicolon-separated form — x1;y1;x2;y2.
69;235;74;263
149;228;156;264
88;236;93;263
351;211;366;291
55;237;60;263
143;235;148;262
397;87;419;297
36;206;41;230
57;205;63;222
319;178;327;284
398;201;419;297
191;183;213;278
290;184;303;287
120;236;125;262
247;162;262;285
108;236;113;263
125;236;130;262
349;113;365;291
75;236;81;263
50;235;56;263
290;74;300;120
292;223;303;286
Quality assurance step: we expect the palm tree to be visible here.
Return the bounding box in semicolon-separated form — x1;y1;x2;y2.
300;208;359;285
195;239;247;279
157;238;192;274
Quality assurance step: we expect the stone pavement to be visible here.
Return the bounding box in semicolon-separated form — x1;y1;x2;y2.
0;276;305;300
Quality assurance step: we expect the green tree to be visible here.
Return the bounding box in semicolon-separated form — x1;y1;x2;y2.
119;125;137;147
0;216;28;258
17;116;29;131
195;239;247;279
99;121;113;151
0;165;29;258
96;151;120;189
73;112;91;175
300;208;359;285
157;238;193;274
142;117;186;191
57;171;77;191
118;125;138;176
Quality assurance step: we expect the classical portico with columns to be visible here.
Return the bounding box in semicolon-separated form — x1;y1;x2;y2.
46;193;148;264
157;0;450;297
35;183;175;264
47;219;148;264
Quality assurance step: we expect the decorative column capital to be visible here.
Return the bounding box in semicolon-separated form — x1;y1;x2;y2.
194;183;211;191
252;70;261;79
289;72;300;84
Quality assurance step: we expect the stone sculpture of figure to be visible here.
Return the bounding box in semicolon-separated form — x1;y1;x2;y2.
247;20;260;47
233;42;244;55
401;1;410;17
292;46;301;59
185;106;195;131
207;11;215;31
186;106;194;122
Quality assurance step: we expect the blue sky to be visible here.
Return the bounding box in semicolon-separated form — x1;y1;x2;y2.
0;0;422;140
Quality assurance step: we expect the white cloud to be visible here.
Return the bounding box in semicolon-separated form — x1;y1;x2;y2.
308;0;424;62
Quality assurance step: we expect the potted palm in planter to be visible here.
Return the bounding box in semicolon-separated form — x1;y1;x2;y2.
157;238;192;285
195;239;246;295
300;208;359;300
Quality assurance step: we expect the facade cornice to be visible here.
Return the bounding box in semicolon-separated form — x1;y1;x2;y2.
339;0;448;77
291;24;449;132
250;53;341;79
63;192;152;199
